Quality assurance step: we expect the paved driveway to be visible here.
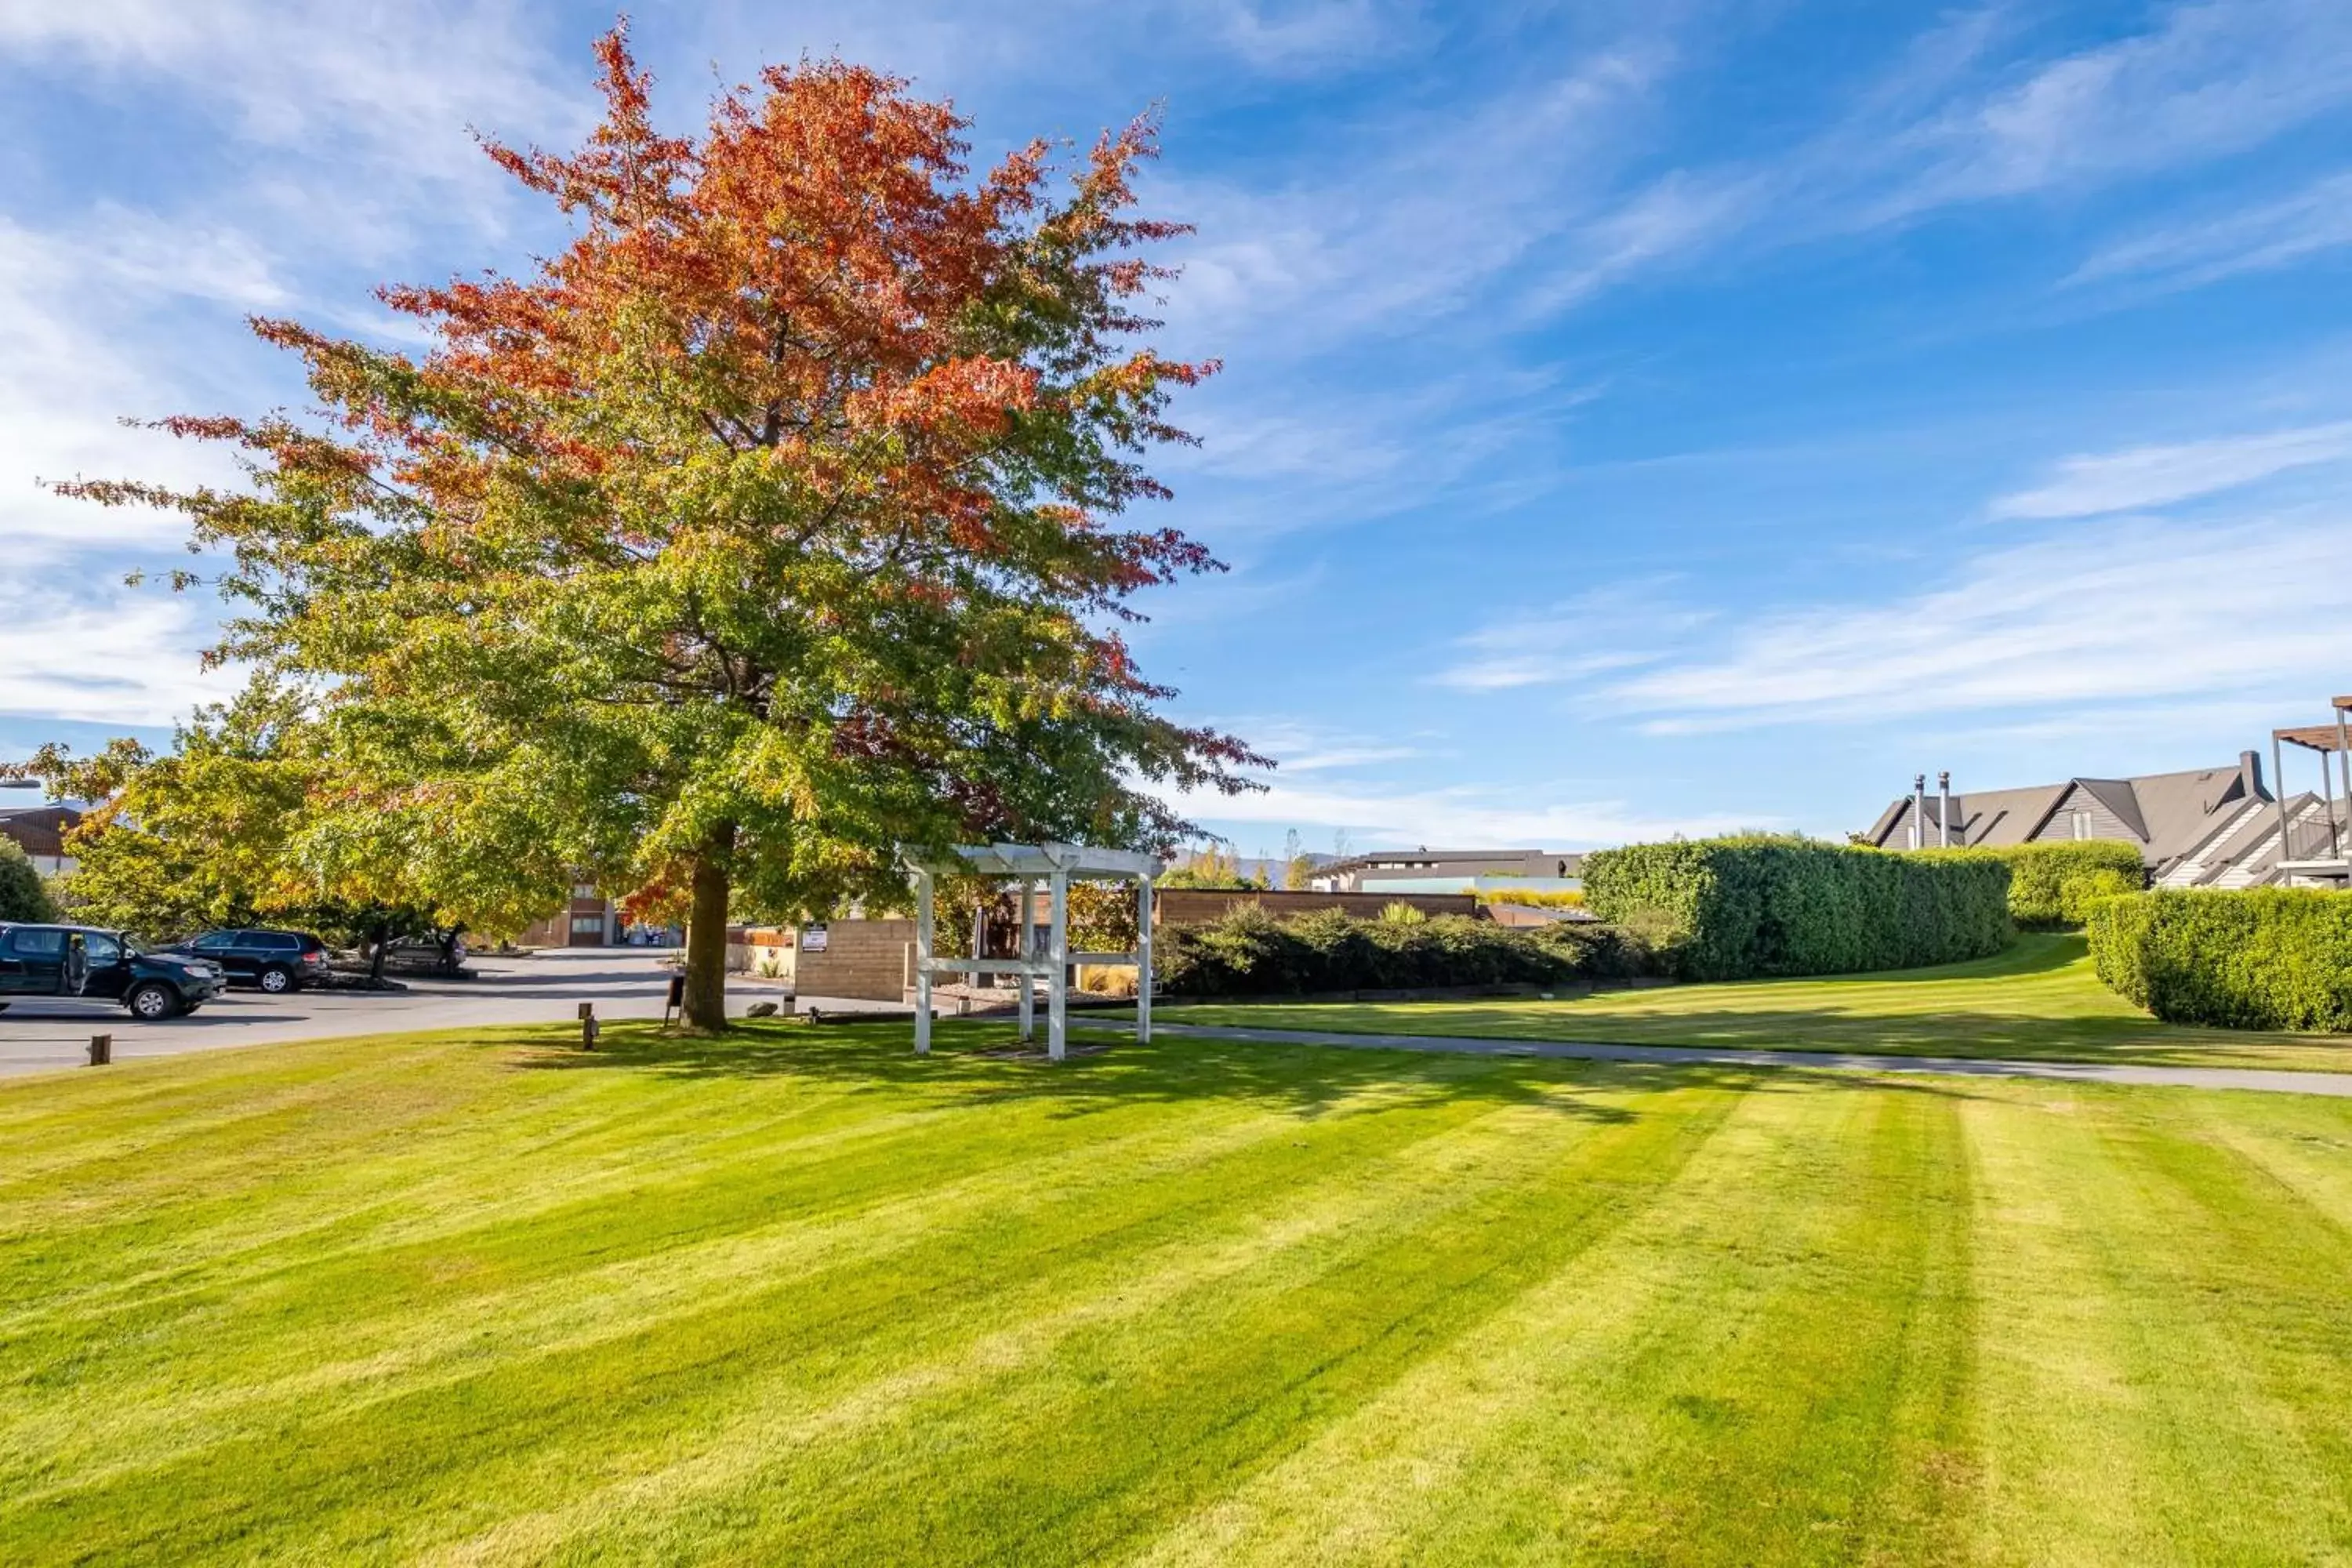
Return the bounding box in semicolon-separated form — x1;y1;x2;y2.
0;948;696;1079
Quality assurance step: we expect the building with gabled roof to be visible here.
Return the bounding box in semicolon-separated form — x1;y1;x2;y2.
0;804;82;877
1862;754;2270;878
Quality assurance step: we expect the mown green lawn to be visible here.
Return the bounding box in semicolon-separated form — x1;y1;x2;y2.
1160;932;2352;1073
4;1014;2350;1564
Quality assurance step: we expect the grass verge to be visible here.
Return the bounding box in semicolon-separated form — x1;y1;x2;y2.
1158;933;2352;1073
2;1017;2350;1562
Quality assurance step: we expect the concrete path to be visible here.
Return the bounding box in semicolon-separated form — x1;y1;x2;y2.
0;949;898;1080
1083;1020;2352;1098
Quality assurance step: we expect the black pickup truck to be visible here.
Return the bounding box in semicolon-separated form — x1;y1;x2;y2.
0;924;227;1020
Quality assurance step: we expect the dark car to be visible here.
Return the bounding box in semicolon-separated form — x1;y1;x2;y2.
0;924;227;1021
168;929;333;994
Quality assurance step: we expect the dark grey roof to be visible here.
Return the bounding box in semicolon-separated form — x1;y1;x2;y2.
1864;759;2267;866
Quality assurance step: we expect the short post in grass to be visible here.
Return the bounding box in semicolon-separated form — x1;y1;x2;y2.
88;1033;112;1067
578;1001;599;1051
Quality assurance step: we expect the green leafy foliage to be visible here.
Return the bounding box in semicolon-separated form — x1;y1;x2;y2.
1581;836;2012;982
1153;905;1648;996
2087;888;2352;1031
1976;840;2147;928
11;690;565;946
0;837;57;923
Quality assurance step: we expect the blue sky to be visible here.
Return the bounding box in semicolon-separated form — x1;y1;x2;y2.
5;1;2352;856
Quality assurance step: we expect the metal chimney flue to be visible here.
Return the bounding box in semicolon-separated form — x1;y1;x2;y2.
1937;771;1952;848
1911;773;1926;851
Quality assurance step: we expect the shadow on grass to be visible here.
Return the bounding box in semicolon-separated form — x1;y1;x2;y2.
498;1014;2046;1121
507;1018;1637;1120
1157;1006;2352;1068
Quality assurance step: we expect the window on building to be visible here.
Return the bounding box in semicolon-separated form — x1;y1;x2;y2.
2071;810;2092;840
570;915;606;935
572;883;597;900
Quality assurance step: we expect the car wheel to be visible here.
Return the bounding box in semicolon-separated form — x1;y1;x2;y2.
127;982;181;1022
258;965;294;994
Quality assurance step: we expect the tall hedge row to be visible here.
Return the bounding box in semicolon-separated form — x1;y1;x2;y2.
1978;840;2147;928
1581;836;2012;982
1154;906;1648;996
2087;889;2352;1031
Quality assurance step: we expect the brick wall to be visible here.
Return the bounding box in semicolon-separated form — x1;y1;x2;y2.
1152;889;1479;927
791;917;917;1001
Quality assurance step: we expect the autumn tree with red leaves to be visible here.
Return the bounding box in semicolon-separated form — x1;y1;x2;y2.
58;29;1260;1030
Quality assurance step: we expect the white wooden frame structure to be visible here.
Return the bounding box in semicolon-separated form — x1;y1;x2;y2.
903;843;1160;1061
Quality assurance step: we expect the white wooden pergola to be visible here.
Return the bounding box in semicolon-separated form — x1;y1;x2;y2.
903;843;1160;1061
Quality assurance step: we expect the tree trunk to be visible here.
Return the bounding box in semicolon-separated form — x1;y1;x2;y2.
368;918;390;985
437;926;465;978
681;824;735;1032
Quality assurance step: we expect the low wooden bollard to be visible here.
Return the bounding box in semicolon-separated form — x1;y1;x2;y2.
88;1033;112;1067
577;1001;599;1051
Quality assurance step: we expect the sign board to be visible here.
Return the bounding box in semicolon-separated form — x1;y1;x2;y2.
800;924;829;953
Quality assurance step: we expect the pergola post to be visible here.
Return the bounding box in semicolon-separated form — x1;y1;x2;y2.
2336;705;2351;856
1017;878;1036;1042
1136;874;1153;1045
2274;735;2291;866
1047;866;1069;1062
913;866;935;1055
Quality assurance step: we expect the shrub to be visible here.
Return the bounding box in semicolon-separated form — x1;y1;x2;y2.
1153;907;1646;996
1980;840;2147;928
2087;888;2352;1031
0;838;56;924
1481;888;1586;910
1581;836;2010;982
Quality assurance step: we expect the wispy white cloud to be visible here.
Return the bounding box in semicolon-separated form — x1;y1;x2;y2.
1156;42;1676;357
1603;510;2352;729
1888;0;2352;211
1990;422;2352;519
2071;169;2352;290
1429;583;1708;692
0;0;582;187
1526;0;2352;309
0;216;256;546
0;569;232;725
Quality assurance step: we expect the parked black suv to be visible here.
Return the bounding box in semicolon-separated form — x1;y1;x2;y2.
166;929;333;994
0;924;227;1020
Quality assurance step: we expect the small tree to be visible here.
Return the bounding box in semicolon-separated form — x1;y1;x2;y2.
0;838;56;924
8;684;565;964
56;30;1258;1030
1160;844;1257;889
1281;827;1312;891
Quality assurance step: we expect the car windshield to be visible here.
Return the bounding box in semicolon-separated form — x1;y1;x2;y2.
118;935;146;956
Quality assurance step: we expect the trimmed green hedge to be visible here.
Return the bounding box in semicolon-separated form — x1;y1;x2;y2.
1581;836;2012;982
1980;840;2147;928
2088;889;2352;1031
1154;906;1648;996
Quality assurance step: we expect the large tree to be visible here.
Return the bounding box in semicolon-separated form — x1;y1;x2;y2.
58;29;1257;1029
